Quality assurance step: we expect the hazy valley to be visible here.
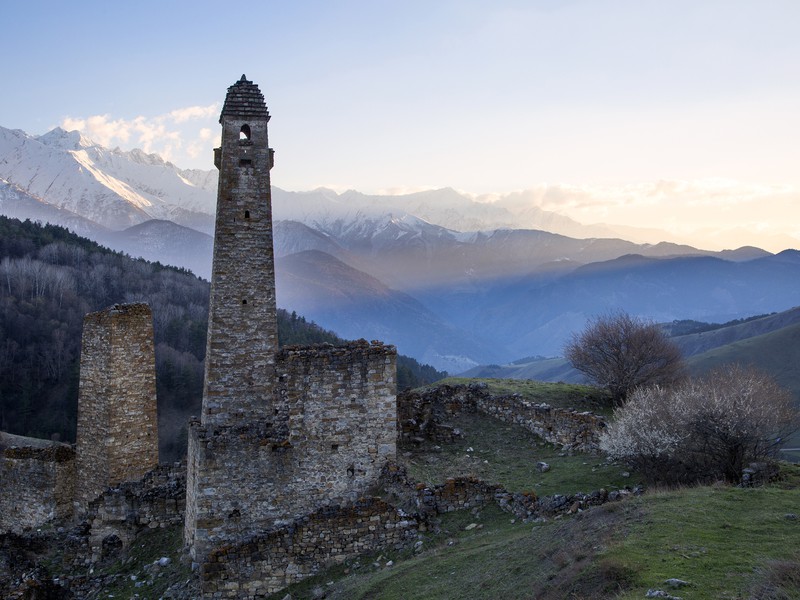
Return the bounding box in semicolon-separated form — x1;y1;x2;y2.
3;125;799;374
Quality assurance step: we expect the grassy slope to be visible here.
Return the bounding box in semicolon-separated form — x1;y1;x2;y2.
275;463;800;600
610;477;800;600
432;377;612;414
27;379;797;600
268;380;800;600
401;412;636;497
687;321;800;451
326;476;800;600
459;357;581;383
686;321;800;397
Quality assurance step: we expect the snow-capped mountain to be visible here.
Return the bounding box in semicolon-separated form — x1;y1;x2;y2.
0;126;215;233
0;178;110;239
2;126;795;372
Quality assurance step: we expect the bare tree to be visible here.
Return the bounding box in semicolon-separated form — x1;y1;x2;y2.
601;364;798;484
564;311;685;404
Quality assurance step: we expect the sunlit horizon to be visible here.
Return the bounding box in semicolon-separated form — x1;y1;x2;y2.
2;0;799;252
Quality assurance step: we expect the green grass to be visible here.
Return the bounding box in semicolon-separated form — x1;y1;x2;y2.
273;416;800;600
607;481;800;599
274;466;800;600
431;377;613;415
400;412;640;497
687;321;800;449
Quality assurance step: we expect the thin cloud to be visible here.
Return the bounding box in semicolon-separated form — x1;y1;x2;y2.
60;103;219;167
169;104;218;123
61;115;132;147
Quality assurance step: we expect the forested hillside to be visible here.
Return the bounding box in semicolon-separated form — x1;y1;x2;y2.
0;217;444;460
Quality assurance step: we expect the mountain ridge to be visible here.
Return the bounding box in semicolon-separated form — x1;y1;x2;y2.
3;125;798;371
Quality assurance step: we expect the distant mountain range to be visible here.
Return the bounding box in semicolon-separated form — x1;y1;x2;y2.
2;125;799;371
461;306;800;450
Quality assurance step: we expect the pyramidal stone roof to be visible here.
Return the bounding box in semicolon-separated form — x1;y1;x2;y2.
219;74;270;122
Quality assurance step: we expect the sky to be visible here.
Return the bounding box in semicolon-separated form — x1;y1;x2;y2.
2;0;799;251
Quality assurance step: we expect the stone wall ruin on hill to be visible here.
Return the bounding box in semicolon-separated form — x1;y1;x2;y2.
0;436;75;533
397;383;606;453
186;340;398;597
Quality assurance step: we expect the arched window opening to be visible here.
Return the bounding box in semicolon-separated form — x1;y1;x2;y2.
244;210;250;219
239;124;251;140
242;299;248;305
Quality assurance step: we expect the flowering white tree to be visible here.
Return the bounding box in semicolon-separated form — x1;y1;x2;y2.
601;364;798;483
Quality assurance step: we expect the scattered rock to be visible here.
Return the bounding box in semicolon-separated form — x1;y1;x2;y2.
536;462;550;473
664;578;690;588
645;590;682;599
784;513;797;520
311;585;326;599
464;523;478;530
158;556;171;567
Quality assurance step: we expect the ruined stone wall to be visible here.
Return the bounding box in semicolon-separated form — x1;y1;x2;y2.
0;443;75;533
398;384;605;453
199;498;415;598
84;463;186;562
75;303;159;511
186;341;397;563
279;341;397;494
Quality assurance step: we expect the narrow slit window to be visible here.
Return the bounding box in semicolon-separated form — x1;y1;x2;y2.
244;210;250;219
239;158;252;167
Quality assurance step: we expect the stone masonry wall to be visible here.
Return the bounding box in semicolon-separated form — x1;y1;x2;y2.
0;442;75;533
75;303;159;511
398;384;605;453
186;341;397;566
200;498;416;598
84;463;186;562
202;76;278;427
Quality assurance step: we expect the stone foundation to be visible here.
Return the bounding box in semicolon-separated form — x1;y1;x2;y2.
200;498;416;598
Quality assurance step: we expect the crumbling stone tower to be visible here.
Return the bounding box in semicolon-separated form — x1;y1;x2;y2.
185;77;400;597
202;75;278;426
75;303;159;510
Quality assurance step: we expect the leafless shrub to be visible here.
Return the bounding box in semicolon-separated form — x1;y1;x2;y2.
750;553;800;600
564;312;685;404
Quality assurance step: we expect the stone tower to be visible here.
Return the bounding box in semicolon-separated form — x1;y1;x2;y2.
186;77;400;597
75;303;158;510
202;74;278;426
